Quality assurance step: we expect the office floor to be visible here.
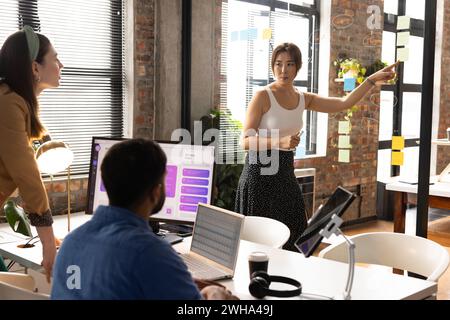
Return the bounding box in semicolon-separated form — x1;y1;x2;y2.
335;217;450;300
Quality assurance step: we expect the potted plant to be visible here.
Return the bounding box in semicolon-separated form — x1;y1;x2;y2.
200;109;244;211
335;58;367;84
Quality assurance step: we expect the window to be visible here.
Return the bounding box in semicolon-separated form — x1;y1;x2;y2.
0;0;124;176
378;0;425;181
220;0;320;163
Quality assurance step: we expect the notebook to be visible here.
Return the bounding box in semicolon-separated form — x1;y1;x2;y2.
181;204;244;281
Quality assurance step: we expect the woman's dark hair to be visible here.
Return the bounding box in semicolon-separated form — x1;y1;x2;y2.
101;139;167;208
0;30;51;139
271;43;303;74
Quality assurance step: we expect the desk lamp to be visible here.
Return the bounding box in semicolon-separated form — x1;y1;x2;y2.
36;141;74;232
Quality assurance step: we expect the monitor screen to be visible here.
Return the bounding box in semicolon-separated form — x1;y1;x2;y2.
86;137;215;224
295;187;356;258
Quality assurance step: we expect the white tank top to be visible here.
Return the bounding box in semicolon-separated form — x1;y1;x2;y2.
258;87;305;139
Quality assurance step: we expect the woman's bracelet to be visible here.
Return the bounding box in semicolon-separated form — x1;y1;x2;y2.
367;78;376;86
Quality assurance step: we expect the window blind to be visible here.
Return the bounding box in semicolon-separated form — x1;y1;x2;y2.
0;0;124;176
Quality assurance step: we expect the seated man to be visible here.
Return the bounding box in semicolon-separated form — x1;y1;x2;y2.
51;139;237;300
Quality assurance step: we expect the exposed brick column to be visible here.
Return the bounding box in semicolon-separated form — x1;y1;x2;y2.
134;0;156;138
297;0;383;222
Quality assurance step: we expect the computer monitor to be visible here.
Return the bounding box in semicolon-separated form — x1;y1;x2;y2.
295;187;356;258
86;137;215;225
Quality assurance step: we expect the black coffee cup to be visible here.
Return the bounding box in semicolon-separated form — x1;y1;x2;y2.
248;252;269;278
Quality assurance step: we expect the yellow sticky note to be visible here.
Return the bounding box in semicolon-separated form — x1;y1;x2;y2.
338;136;352;149
397;16;410;30
397;31;410;46
392;152;404;166
392;136;405;150
397;47;409;62
338;121;351;135
339;150;350;163
262;28;272;40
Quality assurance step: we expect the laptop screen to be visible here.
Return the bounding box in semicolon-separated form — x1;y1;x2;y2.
295;187;356;257
190;204;243;270
86;137;215;224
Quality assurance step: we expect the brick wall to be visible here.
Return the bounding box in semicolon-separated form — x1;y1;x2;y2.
134;0;156;139
437;0;450;173
296;0;384;223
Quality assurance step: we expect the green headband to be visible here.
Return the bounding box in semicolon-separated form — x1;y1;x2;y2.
23;26;39;61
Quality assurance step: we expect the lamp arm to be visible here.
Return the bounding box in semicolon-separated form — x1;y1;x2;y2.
319;214;356;300
67;165;71;232
336;230;355;300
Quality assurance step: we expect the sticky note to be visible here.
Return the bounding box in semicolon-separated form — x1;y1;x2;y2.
240;29;249;41
339;150;350;163
338;136;352;149
344;78;356;92
397;47;409;62
262;28;272;40
295;134;306;159
248;28;258;41
397;31;410;46
338;121;351;135
397;16;410;30
392;136;405;150
392;152;404;166
231;31;239;42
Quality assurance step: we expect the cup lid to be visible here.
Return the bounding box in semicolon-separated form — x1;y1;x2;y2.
248;251;269;262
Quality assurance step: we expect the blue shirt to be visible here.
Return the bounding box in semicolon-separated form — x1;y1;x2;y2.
51;205;202;300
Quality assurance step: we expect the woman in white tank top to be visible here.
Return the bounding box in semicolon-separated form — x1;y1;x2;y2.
235;43;399;251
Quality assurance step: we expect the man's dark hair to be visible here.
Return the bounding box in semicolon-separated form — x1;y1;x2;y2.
101;139;167;208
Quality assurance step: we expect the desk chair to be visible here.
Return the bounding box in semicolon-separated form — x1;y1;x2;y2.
0;272;49;300
241;216;290;249
318;232;450;282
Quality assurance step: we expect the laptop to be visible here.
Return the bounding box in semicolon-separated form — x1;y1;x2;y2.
181;204;244;281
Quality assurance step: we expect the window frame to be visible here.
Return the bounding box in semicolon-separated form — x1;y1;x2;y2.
219;0;321;161
380;0;425;177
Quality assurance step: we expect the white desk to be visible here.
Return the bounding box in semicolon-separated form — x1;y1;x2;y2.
386;177;450;233
0;212;91;271
173;238;436;300
0;213;437;300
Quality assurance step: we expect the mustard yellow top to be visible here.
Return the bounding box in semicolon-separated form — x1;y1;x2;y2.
0;83;49;215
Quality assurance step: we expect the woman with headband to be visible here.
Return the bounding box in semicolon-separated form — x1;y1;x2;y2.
0;26;64;282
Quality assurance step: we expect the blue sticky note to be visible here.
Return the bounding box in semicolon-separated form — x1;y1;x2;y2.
344;78;356;92
240;29;249;41
248;28;258;41
231;31;239;42
294;133;307;159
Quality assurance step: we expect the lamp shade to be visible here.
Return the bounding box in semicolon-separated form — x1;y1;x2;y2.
36;141;73;175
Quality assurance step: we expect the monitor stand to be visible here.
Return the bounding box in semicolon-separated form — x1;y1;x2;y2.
159;223;193;237
319;214;356;301
149;221;183;245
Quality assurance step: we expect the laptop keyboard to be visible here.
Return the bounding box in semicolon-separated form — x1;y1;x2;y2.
182;254;229;280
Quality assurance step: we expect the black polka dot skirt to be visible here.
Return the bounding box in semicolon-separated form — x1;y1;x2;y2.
235;150;307;252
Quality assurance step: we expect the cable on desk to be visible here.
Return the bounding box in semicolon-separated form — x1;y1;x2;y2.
24;235;39;247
